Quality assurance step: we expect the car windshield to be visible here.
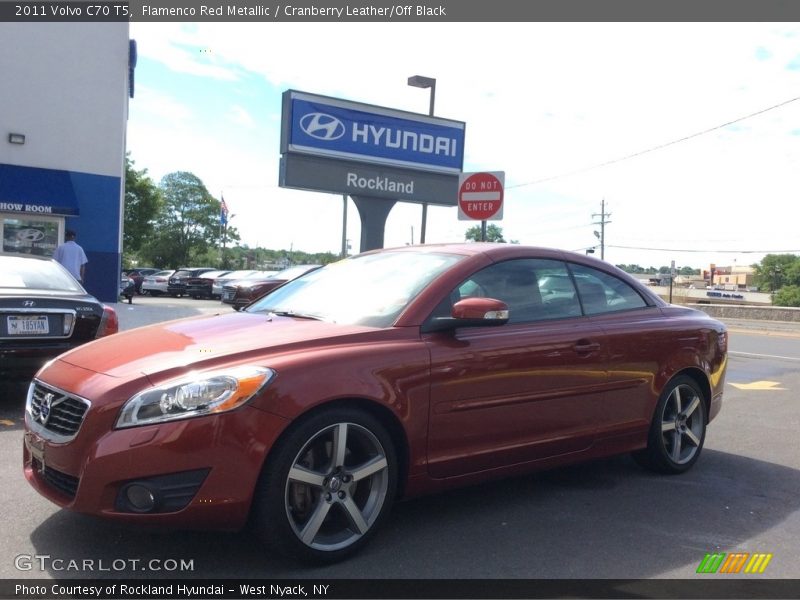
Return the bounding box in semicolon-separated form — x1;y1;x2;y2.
0;256;84;292
246;251;463;327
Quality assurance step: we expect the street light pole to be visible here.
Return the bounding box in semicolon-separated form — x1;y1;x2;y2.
408;75;436;245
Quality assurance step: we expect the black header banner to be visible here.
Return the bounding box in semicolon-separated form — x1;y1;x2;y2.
2;0;800;22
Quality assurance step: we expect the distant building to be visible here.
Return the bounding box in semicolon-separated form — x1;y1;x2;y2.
706;264;756;291
0;23;132;302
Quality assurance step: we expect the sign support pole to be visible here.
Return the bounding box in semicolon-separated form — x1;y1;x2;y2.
341;195;348;257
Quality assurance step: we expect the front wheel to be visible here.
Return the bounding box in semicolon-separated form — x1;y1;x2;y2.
252;408;397;563
633;375;707;474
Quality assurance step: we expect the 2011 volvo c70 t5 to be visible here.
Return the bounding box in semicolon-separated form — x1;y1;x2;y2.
24;244;727;563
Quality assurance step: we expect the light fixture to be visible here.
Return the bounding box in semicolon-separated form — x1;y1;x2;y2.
407;75;436;89
407;75;436;116
8;133;25;145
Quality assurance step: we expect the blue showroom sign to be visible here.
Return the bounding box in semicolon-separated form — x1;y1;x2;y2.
281;90;466;174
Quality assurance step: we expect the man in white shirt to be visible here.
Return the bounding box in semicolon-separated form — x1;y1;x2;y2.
53;229;88;283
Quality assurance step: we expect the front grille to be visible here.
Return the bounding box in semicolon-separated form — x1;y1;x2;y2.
222;287;236;301
33;459;80;498
28;382;90;441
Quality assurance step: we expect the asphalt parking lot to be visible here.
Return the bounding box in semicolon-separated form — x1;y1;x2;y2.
112;294;229;330
1;299;798;585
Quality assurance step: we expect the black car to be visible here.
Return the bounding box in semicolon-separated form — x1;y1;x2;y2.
0;254;119;379
185;270;230;299
167;268;215;297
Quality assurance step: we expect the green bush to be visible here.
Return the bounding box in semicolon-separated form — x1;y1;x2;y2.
773;285;800;307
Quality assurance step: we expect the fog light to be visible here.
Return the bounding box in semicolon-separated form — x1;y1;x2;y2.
124;484;156;512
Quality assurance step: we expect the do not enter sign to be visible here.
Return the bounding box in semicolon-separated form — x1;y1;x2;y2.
458;171;505;221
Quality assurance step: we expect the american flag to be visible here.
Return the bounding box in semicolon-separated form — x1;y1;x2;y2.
220;195;229;225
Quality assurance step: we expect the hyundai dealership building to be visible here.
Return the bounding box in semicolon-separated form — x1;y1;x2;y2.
0;23;131;302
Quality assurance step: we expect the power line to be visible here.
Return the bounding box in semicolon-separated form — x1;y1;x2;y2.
608;244;800;254
506;95;800;190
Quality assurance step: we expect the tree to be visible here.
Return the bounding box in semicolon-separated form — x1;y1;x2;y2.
753;254;800;292
139;172;231;268
123;155;162;263
464;224;506;243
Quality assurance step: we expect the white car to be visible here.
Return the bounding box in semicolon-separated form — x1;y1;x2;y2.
140;270;174;296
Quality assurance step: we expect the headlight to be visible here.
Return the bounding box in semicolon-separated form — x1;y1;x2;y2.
116;366;275;429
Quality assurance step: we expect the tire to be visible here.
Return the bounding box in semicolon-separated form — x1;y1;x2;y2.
252;408;397;563
633;375;707;474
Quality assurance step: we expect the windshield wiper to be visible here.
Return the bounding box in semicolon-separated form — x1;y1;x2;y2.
268;310;323;321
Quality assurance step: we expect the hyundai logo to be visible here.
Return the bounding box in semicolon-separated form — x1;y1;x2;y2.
23;300;36;307
299;113;345;141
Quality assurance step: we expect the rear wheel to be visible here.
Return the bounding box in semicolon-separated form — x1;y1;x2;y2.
252;408;397;563
633;375;707;474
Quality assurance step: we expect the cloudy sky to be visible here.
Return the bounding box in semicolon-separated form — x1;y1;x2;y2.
126;22;800;270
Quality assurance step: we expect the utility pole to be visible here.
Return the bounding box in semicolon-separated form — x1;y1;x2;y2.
592;199;612;260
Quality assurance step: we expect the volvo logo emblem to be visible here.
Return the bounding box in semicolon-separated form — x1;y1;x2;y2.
23;300;36;307
38;393;55;425
299;113;345;141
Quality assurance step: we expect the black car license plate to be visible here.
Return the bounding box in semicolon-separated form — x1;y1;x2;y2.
7;315;49;335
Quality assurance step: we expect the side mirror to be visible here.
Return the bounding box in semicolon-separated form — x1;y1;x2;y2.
452;297;509;322
423;297;509;332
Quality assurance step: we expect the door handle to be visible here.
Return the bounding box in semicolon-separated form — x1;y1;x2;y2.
574;339;601;355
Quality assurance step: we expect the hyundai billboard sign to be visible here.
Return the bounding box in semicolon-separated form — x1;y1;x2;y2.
281;90;465;174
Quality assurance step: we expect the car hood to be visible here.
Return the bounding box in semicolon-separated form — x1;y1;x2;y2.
56;311;380;382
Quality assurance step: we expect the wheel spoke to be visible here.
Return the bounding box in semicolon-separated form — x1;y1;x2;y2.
672;386;683;414
684;428;701;447
288;465;326;488
662;420;677;433
671;431;682;462
350;455;388;482
683;395;701;418
331;423;348;469
341;496;369;535
299;499;332;545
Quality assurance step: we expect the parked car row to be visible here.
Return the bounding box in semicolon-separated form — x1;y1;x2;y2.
221;265;321;310
134;265;323;309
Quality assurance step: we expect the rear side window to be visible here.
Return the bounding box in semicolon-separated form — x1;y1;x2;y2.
570;264;648;315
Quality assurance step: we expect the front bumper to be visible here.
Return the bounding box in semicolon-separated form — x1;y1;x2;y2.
24;400;289;530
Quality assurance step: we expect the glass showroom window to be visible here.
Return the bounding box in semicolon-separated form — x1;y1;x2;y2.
0;216;63;257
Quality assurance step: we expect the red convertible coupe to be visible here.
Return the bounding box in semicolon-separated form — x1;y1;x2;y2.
23;244;727;563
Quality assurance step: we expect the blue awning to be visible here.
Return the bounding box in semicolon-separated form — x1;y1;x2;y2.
0;163;80;216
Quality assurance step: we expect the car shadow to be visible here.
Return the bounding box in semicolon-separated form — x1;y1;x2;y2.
27;448;799;579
